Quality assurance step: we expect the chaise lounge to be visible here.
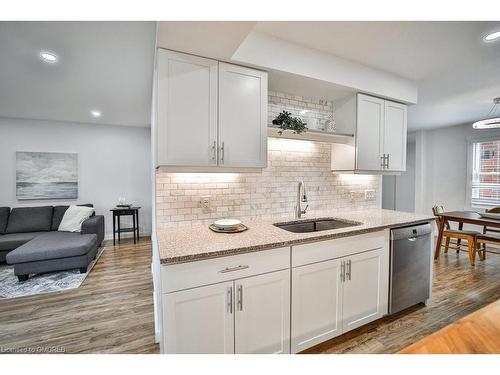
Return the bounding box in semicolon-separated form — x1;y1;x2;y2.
0;205;104;281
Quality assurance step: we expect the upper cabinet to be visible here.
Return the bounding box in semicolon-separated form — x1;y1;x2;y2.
331;93;407;174
156;49;218;167
219;63;268;168
156;49;267;170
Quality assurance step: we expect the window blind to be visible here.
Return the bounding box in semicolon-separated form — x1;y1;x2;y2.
471;140;500;206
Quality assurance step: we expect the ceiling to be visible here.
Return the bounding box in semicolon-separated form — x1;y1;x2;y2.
0;22;156;127
254;21;500;131
254;21;500;82
2;21;499;131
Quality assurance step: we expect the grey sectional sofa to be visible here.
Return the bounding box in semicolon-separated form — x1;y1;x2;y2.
0;205;104;281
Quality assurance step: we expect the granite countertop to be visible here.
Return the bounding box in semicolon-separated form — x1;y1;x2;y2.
157;208;435;265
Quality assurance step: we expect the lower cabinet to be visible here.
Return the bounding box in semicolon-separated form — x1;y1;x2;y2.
342;248;388;332
163;281;234;354
163;269;290;354
291;246;389;353
235;269;290;354
291;259;343;353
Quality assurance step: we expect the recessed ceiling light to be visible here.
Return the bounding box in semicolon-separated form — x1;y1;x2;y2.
40;51;58;63
484;31;500;42
90;110;102;118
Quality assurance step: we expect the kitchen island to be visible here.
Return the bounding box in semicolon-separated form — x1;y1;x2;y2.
156;208;435;354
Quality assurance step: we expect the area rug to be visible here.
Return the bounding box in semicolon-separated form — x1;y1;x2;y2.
0;247;104;300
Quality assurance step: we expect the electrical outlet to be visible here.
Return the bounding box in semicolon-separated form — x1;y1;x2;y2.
199;196;210;212
349;191;356;201
365;189;376;201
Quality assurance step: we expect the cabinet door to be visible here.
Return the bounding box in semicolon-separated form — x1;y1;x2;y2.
218;63;267;168
342;248;389;333
356;93;384;171
235;269;290;354
291;259;343;353
157;49;218;166
383;100;407;171
163;282;234;353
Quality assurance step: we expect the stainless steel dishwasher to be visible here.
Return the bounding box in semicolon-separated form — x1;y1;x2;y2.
389;223;432;315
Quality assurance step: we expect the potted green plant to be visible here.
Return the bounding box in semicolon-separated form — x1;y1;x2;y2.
272;111;308;135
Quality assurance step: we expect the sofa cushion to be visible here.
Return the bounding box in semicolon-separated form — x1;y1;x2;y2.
51;206;69;231
0;232;47;251
5;206;53;233
58;205;95;232
51;204;94;231
6;232;98;264
0;207;10;234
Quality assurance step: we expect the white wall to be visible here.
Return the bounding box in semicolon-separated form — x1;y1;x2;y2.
382;140;416;213
414;123;500;215
0;118;151;238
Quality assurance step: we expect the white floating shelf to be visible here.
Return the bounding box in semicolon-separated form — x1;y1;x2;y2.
267;127;354;144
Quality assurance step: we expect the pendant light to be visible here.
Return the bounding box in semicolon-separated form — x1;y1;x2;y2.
473;97;500;129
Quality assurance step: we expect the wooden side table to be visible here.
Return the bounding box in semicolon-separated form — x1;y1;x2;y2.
110;207;141;245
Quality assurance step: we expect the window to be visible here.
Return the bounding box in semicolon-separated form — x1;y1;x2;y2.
471;139;500;206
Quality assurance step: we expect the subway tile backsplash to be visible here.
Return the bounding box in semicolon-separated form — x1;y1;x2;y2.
156;137;380;229
268;90;335;132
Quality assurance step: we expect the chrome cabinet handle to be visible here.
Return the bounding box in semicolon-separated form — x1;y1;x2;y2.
408;237;417;242
219;141;225;164
341;261;345;282
211;141;217;161
380;154;385;169
237;285;243;311
219;265;249;273
346;259;352;281
227;287;233;314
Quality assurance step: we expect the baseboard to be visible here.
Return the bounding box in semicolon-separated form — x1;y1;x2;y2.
103;232;151;241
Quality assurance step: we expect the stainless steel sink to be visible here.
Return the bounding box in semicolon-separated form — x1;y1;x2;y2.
273;218;361;233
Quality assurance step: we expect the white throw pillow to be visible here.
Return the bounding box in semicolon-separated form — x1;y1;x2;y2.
58;205;95;232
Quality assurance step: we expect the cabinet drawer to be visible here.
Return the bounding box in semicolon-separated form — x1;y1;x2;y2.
162;247;290;293
292;231;387;267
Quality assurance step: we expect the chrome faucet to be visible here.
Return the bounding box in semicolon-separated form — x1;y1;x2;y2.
295;180;308;218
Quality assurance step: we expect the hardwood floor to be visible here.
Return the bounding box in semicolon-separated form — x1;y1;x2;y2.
302;250;500;354
0;238;159;354
0;240;498;354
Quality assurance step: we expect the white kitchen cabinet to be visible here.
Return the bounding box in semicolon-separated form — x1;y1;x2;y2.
342;248;388;332
331;93;407;173
161;247;290;354
383;100;407;171
291;259;343;353
290;231;389;352
156;49;218;166
218;63;268;168
163;281;234;354
356;94;385;171
156;49;267;169
235;269;290;354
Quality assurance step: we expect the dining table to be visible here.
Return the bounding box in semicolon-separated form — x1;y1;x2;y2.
434;210;500;260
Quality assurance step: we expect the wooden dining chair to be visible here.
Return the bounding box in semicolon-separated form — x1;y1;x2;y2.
479;207;500;257
432;205;481;265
